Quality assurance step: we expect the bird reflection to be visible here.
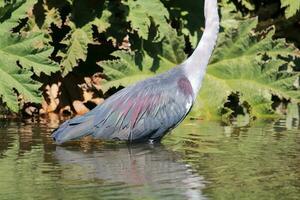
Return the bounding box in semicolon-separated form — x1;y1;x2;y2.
54;144;207;200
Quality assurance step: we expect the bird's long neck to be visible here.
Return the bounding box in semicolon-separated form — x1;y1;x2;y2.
182;0;219;96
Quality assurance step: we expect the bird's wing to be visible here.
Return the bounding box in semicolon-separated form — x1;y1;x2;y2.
91;76;194;142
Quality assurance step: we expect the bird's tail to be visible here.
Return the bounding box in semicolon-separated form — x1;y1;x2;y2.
52;115;94;144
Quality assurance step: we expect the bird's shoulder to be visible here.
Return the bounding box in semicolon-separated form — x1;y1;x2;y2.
129;67;194;97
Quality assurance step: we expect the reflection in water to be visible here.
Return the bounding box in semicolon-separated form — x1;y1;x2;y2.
55;144;207;200
165;119;300;200
0;120;14;158
0;114;299;200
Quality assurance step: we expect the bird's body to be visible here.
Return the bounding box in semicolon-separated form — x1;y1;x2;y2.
52;0;219;144
53;67;193;143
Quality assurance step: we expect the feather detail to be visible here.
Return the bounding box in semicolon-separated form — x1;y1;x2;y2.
52;70;194;143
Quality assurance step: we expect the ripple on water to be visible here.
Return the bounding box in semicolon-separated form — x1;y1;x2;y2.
54;144;207;200
0;118;299;200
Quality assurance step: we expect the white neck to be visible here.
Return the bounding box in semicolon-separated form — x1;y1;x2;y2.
182;0;219;97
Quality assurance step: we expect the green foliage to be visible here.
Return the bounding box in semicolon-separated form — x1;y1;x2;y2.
100;50;153;92
240;0;255;11
101;15;300;119
194;18;300;119
54;1;112;76
0;0;299;119
281;0;300;18
42;6;62;30
0;0;35;32
100;29;186;92
59;24;91;76
125;0;170;42
0;0;59;112
0;0;22;22
92;9;111;34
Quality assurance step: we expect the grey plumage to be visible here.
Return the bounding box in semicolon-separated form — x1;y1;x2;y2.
52;67;194;144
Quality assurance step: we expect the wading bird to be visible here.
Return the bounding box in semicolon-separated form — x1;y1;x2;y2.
52;0;220;144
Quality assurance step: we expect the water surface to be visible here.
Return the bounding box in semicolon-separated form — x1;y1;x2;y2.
0;116;299;200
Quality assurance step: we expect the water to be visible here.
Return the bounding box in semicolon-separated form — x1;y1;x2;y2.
0;117;299;200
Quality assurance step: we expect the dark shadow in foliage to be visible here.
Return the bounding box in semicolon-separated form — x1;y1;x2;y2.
221;92;251;119
33;0;45;28
134;50;145;71
32;0;72;61
38;72;85;114
84;101;98;110
103;86;124;99
127;0;204;73
33;0;71;29
294;57;300;72
145;22;164;72
11;17;27;33
274;14;300;48
128;23;173;73
271;94;290;111
161;0;204;40
60;72;85;108
71;0;105;28
106;0;129;44
0;0;25;23
31;0;121;115
36;39;115;115
73;43;115;76
21;102;41;118
47;0;71;22
229;0;282;18
49;23;72;62
47;0;72;24
230;0;300;48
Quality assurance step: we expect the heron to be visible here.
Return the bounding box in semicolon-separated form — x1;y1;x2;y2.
52;0;220;144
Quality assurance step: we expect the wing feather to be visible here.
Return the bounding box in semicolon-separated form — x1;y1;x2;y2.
92;75;194;142
52;68;194;144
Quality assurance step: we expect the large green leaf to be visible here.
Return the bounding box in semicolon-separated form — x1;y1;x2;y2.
99;50;154;92
99;29;186;92
193;18;300;119
0;32;59;111
0;0;39;33
59;25;91;76
281;0;300;18
0;0;59;112
124;0;170;41
1;0;59;75
0;32;59;75
58;2;112;76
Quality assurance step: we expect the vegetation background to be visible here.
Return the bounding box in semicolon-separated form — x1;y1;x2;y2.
0;0;299;122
